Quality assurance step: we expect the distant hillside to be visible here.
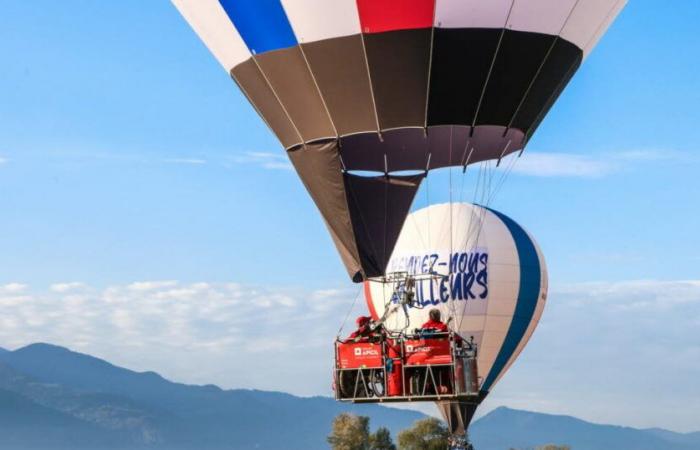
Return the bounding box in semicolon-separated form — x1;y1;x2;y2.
0;343;423;450
1;343;698;450
470;407;700;450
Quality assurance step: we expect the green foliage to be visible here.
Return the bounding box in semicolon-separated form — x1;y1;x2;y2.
370;427;397;450
397;418;450;450
328;414;398;450
328;413;370;450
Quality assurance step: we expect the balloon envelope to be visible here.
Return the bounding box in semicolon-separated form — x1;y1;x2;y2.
365;203;548;397
172;0;625;281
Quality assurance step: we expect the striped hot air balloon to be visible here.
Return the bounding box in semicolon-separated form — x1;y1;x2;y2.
172;0;625;283
365;203;548;437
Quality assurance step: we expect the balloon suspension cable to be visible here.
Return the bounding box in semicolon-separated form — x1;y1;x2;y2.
455;161;490;331
425;152;432;253
461;146;474;174
518;144;527;157
335;287;363;339
495;139;512;167
448;128;459;326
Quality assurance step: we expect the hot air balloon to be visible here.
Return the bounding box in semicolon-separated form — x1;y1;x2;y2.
363;203;547;441
171;0;626;283
171;0;624;446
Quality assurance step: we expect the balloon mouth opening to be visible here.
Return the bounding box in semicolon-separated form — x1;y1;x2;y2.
346;169;426;177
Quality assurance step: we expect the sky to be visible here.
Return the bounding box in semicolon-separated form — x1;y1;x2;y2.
1;0;699;434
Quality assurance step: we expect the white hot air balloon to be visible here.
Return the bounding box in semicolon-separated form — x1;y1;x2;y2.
364;203;548;437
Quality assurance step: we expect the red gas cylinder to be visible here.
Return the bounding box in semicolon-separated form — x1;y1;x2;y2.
387;358;403;397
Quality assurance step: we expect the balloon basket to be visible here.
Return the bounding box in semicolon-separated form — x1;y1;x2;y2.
333;331;480;404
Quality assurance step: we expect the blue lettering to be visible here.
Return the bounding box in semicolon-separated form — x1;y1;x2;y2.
450;272;463;300
463;270;476;299
439;277;449;303
449;253;459;273
458;253;467;272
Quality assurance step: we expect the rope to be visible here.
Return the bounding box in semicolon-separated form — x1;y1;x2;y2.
447;128;459;325
336;286;364;339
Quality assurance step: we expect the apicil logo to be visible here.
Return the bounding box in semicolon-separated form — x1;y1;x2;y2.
354;347;379;357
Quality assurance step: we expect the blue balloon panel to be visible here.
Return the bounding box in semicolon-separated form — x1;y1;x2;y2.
481;207;542;392
218;0;297;54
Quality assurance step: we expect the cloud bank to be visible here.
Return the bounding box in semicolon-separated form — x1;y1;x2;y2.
0;281;359;397
482;279;700;432
1;279;698;431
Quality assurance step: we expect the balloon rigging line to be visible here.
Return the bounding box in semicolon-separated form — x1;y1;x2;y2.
488;152;520;205
457;160;501;331
299;44;338;138
230;77;279;149
470;0;516;131
505;0;581;134
383;167;389;271
423;7;437;132
358;31;382;137
448;129;458;325
462;157;514;332
336;286;364;338
250;55;304;145
425;157;432;260
452;160;487;331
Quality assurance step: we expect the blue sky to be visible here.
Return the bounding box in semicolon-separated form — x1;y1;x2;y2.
1;0;699;433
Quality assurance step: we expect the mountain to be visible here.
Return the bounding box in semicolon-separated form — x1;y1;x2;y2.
470;407;700;450
1;343;698;450
0;387;128;450
0;343;423;450
642;428;700;447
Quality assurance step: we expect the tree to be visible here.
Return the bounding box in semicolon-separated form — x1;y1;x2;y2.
536;446;571;450
370;427;397;450
397;418;451;450
328;413;370;450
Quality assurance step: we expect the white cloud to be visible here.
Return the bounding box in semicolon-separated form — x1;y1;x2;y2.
127;280;178;291
50;282;87;293
510;152;617;178
611;149;692;162
0;156;7;165
507;149;696;178
1;283;27;293
163;158;207;165
231;151;293;170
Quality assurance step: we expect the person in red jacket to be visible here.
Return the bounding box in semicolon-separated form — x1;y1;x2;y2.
421;308;448;332
348;315;374;341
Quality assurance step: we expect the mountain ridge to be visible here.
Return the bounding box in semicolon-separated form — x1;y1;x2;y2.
470;406;699;450
1;343;698;450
